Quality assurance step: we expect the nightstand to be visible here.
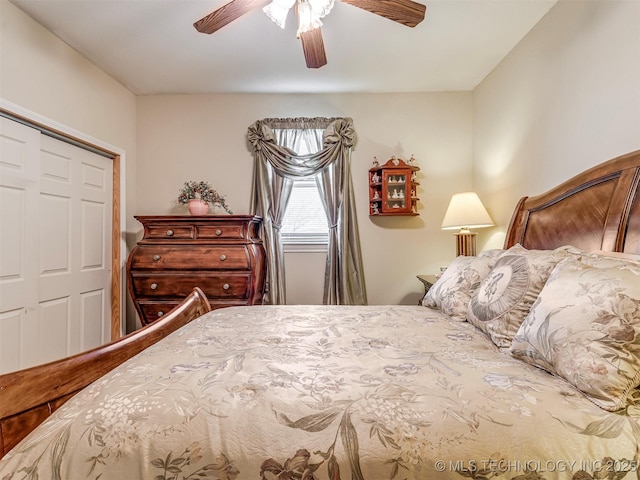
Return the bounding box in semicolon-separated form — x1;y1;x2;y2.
416;274;439;296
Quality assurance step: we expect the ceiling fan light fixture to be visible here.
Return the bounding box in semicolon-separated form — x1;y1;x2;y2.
263;0;296;29
296;0;328;37
308;0;335;19
194;0;426;68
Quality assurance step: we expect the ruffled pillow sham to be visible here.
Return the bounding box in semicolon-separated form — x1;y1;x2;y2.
466;244;580;348
510;256;640;411
422;250;502;321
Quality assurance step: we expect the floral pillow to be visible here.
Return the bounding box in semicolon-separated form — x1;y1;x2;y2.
580;250;640;267
477;248;504;261
510;257;640;411
466;244;580;348
422;251;501;321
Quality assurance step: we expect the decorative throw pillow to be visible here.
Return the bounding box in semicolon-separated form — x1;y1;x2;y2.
478;248;505;261
466;244;580;348
510;257;640;411
580;250;640;267
422;252;500;321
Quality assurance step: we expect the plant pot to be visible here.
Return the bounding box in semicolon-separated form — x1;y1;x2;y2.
188;199;209;215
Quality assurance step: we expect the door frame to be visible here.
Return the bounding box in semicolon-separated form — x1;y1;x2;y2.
1;99;126;340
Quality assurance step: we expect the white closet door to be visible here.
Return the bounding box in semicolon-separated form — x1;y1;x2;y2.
0;117;113;373
0;118;40;373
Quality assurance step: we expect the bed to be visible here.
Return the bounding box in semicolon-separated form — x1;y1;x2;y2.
1;149;639;479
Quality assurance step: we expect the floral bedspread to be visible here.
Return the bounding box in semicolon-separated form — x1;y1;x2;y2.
2;305;639;479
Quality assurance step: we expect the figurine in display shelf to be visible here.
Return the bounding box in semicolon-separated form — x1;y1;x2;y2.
371;203;380;215
371;172;381;183
391;189;405;199
372;156;379;167
391;156;400;166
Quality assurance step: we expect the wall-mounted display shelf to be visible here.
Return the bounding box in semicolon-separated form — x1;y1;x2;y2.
369;156;420;216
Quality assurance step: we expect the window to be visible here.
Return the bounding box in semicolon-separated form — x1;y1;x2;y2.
281;176;328;249
278;130;329;250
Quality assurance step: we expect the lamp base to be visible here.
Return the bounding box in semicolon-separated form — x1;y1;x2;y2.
454;231;477;256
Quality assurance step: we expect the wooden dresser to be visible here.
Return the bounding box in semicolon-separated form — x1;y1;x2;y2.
127;215;266;325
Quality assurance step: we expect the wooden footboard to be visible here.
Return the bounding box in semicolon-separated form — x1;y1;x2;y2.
0;287;211;458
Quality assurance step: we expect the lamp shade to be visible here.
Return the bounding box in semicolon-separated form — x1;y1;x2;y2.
441;192;494;231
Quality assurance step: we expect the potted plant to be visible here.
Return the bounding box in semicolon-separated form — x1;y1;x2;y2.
178;181;233;215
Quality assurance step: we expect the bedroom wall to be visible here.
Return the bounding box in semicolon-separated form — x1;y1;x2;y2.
136;93;473;305
473;0;640;250
0;2;137;208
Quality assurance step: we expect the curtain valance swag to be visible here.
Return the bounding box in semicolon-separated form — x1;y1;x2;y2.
247;117;355;177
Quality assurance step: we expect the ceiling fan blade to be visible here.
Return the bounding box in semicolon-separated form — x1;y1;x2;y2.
299;28;328;68
194;0;270;34
339;0;426;27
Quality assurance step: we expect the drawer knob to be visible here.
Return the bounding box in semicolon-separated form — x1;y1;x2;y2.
153;255;161;261
157;311;164;317
220;254;227;261
215;229;222;236
151;283;158;290
166;229;174;236
223;283;230;290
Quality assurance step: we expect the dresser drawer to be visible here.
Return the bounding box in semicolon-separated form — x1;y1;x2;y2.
138;300;247;325
144;225;194;240
138;301;182;325
196;224;245;240
131;273;251;299
130;245;250;270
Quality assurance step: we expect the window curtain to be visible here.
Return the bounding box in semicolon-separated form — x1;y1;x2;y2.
247;117;367;306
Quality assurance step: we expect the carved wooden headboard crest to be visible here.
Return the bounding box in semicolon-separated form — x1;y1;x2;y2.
505;150;640;255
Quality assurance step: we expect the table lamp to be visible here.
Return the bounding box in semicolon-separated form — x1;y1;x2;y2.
441;192;494;256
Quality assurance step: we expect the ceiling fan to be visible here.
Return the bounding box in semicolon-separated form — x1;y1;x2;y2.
193;0;426;69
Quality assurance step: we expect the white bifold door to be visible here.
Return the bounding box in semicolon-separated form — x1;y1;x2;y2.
0;117;113;374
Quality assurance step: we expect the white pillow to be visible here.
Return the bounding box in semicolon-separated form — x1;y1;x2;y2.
582;250;640;267
422;251;501;321
510;256;640;411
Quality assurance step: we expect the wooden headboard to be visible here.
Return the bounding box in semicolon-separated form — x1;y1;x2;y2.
505;150;640;255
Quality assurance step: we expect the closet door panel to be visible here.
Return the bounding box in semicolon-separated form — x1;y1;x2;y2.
0;118;40;373
37;135;113;363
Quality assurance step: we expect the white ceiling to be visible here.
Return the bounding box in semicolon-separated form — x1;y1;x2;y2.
10;0;558;95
